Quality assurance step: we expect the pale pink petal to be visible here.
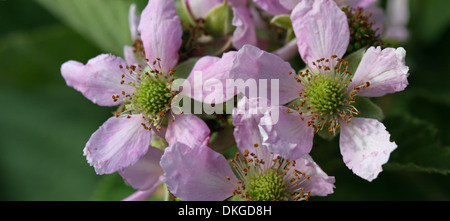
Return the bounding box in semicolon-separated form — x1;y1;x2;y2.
229;44;303;105
354;0;378;8
165;113;210;147
366;5;385;36
273;38;299;61
139;0;182;73
232;97;271;153
279;0;301;11
228;0;247;7
185;0;222;19
161;142;238;201
119;146;164;190
84;114;152;175
350;47;409;97
123;46;145;67
295;155;335;196
232;6;258;49
339;117;397;181
61;54;135;106
259;106;314;160
180;51;237;104
128;3;140;41
253;0;290;15
291;0;349;65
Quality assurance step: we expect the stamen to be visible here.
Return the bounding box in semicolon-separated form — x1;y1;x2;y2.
227;147;311;201
113;59;177;130
293;56;360;134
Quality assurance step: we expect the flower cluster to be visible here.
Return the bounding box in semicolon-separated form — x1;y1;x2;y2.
62;0;409;201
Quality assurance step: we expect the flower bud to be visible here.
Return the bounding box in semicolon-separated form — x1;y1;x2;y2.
204;2;235;37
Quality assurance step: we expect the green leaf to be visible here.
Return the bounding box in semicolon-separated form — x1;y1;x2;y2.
90;173;136;201
0;24;101;88
36;0;133;56
0;85;110;200
410;0;450;44
270;15;292;30
384;114;450;175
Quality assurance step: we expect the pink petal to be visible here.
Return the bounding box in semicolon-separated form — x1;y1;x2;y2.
180;51;237;104
295;155;335;196
119;146;164;190
259;106;314;160
253;0;290;15
232;97;270;153
279;0;301;11
227;0;248;7
232;6;258;49
339;117;397;181
291;0;349;65
273;37;299;61
123;46;145;67
84;115;152;175
365;5;385;36
161;142;237;201
185;0;222;19
350;47;409;97
128;3;140;41
354;0;378;8
229;44;303;105
61;54;135;106
165;113;210;147
138;0;182;73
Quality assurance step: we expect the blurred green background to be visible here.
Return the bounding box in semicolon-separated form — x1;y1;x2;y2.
1;0;449;201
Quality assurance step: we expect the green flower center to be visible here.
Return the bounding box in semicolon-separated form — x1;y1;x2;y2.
302;75;347;116
115;63;176;130
128;75;172;117
228;150;311;201
291;57;361;134
247;169;288;201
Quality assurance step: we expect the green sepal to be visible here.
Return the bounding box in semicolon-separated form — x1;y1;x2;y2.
204;1;234;37
151;136;169;151
342;47;366;75
173;57;200;80
177;0;196;29
317;126;337;141
270;15;292;30
353;96;384;121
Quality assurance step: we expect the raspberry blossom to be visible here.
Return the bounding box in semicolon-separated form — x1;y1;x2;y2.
231;0;409;181
61;0;211;192
183;0;257;49
161;97;335;201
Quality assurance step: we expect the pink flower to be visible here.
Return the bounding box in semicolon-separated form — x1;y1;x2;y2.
255;0;378;15
231;0;409;181
184;0;258;49
160;97;335;201
61;0;212;193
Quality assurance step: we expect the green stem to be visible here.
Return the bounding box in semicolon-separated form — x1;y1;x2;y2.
164;183;170;201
